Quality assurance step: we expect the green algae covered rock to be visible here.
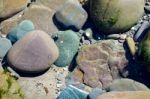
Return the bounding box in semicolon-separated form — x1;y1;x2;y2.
0;71;24;99
90;0;145;34
140;30;150;71
54;30;80;67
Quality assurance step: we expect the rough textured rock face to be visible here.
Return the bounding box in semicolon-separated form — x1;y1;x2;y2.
90;0;145;34
76;40;128;88
7;30;59;73
0;0;28;18
21;4;58;36
140;30;150;71
107;79;149;91
96;91;150;99
0;71;24;99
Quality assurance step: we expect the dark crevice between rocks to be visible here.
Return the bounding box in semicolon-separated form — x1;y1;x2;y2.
2;56;50;77
82;15;105;40
68;53;78;72
123;41;150;88
52;14;79;32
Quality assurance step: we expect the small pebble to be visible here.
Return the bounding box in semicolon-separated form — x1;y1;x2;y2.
7;67;20;78
126;36;136;56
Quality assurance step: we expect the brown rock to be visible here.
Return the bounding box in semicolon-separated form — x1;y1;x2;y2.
21;4;58;36
35;0;67;11
0;12;23;35
7;30;59;73
0;0;28;18
97;91;150;99
76;40;128;88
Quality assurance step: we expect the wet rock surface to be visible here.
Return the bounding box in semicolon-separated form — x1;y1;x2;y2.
0;0;150;99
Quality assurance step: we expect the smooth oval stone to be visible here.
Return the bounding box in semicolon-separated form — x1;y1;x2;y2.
54;30;80;67
90;0;145;34
0;37;12;58
0;0;28;18
7;30;59;73
126;37;136;56
55;2;88;30
107;79;149;91
7;20;34;43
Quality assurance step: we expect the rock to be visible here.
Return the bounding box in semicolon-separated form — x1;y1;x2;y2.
126;37;136;56
96;91;150;99
7;20;34;43
78;0;89;5
55;1;88;30
54;30;80;67
88;88;106;99
57;85;88;99
0;71;24;99
76;40;128;88
106;34;120;39
145;3;150;13
0;0;28;18
0;37;12;58
90;0;145;34
134;21;150;42
140;30;150;71
7;30;59;73
18;65;68;99
84;28;93;39
0;12;23;35
21;4;58;35
35;0;67;11
35;0;81;13
107;79;149;91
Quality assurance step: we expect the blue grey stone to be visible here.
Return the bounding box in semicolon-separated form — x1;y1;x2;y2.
54;30;80;67
55;2;88;30
134;21;150;42
88;88;106;99
0;37;12;58
7;20;34;43
57;85;88;99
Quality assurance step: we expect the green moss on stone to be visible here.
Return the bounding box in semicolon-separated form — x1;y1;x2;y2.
0;71;24;99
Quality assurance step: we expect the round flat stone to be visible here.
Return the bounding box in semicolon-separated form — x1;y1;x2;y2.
7;30;59;73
